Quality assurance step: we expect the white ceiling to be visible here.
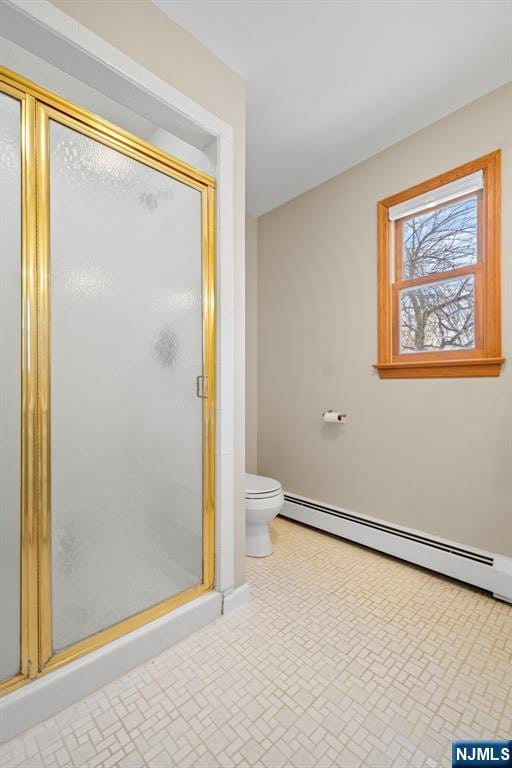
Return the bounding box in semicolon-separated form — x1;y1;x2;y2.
154;0;512;216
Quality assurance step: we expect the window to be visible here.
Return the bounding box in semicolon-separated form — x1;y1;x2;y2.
375;152;503;378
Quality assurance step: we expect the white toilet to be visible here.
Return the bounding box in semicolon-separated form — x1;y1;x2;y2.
245;473;284;557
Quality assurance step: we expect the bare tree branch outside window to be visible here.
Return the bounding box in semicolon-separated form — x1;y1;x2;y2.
399;196;477;353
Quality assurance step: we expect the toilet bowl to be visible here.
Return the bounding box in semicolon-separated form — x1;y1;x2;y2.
245;473;284;557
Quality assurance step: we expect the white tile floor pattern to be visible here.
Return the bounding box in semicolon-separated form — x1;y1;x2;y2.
1;517;511;768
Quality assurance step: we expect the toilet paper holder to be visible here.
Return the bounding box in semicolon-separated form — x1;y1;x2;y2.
322;410;347;423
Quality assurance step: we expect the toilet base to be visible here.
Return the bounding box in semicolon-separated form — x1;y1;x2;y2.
245;487;284;558
246;521;273;557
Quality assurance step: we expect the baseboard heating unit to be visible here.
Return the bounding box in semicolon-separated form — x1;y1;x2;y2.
281;493;512;603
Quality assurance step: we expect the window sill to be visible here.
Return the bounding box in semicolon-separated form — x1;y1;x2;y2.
373;357;505;379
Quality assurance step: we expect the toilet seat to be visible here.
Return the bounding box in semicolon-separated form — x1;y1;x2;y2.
245;473;282;500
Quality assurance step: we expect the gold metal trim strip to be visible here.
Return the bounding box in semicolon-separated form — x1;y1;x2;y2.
202;185;216;589
35;101;52;668
0;673;30;697
22;92;39;680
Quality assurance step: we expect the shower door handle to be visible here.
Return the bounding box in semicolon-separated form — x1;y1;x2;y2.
196;375;208;398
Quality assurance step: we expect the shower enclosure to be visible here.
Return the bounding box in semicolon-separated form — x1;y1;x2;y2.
0;66;215;695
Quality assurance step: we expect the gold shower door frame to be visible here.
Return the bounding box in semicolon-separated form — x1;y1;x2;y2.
0;65;216;694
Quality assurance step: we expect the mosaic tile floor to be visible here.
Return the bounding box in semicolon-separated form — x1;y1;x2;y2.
1;517;511;768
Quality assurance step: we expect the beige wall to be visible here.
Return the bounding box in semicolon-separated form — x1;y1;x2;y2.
245;214;258;473
50;0;247;584
258;83;512;557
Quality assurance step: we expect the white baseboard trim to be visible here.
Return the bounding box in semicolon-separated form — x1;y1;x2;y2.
493;556;512;603
222;583;251;614
281;494;512;603
0;591;222;744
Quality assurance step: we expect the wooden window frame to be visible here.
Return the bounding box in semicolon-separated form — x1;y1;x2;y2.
374;151;503;378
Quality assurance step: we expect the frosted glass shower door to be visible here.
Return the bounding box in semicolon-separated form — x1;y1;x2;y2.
45;113;212;655
0;91;21;682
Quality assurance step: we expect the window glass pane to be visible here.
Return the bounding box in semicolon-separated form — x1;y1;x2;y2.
400;275;475;353
401;195;477;279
